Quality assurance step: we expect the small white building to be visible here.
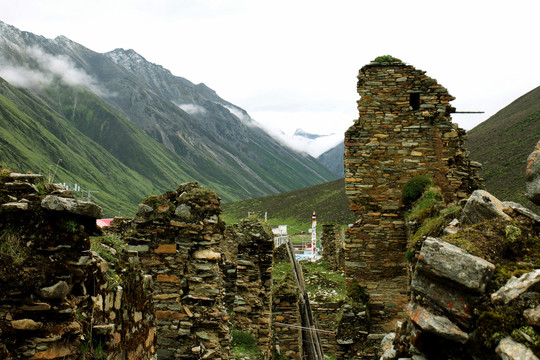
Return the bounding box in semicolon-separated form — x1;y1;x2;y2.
271;225;288;247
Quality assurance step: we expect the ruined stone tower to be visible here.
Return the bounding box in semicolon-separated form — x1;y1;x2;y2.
344;57;481;331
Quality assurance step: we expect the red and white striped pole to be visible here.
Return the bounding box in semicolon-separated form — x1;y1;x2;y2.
311;211;317;261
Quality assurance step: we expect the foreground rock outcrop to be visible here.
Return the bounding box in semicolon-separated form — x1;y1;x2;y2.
382;189;540;359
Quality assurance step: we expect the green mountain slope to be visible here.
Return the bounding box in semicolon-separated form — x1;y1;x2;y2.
221;178;356;232
0;78;258;216
0;78;158;216
466;85;540;212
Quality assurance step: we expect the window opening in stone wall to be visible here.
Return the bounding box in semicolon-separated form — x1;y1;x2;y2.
410;93;420;110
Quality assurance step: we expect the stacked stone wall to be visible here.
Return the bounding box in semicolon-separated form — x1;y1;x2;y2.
311;302;344;359
320;224;345;271
110;183;230;359
344;59;481;332
226;219;274;359
0;170;155;359
272;291;302;360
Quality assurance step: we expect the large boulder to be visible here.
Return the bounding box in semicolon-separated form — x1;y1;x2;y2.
415;237;495;293
460;190;511;225
526;140;540;205
41;195;103;218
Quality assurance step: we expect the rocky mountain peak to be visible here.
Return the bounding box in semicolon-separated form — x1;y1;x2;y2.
105;47;171;76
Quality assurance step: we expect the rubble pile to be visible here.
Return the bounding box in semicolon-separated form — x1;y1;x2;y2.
381;189;540;359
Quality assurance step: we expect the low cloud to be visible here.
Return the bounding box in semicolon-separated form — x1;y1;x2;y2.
0;64;52;88
256;121;343;157
176;103;207;115
248;110;353;157
223;104;252;124
0;46;108;96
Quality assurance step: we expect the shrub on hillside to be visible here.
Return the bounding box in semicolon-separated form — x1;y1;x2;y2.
402;176;432;206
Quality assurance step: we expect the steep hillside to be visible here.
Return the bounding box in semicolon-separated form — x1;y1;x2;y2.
466;85;540;212
0;77;161;216
317;142;345;177
0;20;336;207
221;178;356;231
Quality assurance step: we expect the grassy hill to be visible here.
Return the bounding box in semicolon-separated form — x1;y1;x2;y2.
221;178;356;232
466;85;540;213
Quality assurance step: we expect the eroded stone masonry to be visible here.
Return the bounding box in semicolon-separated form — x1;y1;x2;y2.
0;170;155;359
109;183;232;360
344;58;481;332
1;169;277;360
109;184;275;360
224;219;274;359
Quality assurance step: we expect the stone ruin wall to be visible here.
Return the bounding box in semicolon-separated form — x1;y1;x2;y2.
344;59;481;332
0;172;277;360
109;183;231;360
109;184;275;360
272;286;303;360
0;171;155;359
320;224;345;272
311;301;344;359
225;219;274;359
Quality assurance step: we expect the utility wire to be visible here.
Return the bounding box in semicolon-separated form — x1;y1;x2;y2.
274;322;336;335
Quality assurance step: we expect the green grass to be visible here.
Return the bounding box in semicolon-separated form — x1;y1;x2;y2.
301;260;347;302
231;330;262;359
406;186;448;245
272;259;346;303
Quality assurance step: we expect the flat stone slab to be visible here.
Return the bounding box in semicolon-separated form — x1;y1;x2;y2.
408;302;469;344
1;202;29;211
416;237;495;293
502;201;540;223
411;270;475;327
41;195;102;218
11;318;43;330
496;336;539;360
492;269;540;304
524;304;540;326
5;181;39;191
38;280;71;300
460;190;511;225
8;172;43;183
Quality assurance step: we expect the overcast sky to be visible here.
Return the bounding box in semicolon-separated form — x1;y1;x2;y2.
2;0;539;149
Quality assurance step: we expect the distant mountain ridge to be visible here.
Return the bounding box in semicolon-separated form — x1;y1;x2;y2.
0;20;337;215
317;142;345;177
